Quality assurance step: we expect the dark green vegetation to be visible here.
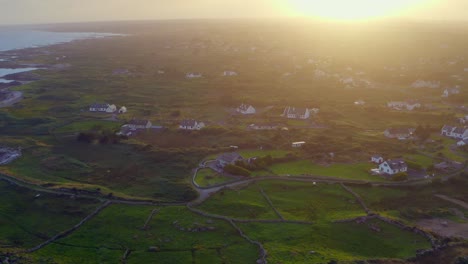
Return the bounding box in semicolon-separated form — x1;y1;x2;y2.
1;19;467;263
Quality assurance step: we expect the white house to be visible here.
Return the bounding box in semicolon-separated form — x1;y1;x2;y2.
292;141;306;148
127;119;152;130
371;155;384;164
89;103;116;113
379;159;408;175
442;87;460;97
384;128;415;140
457;139;468;147
223;71;238;76
236;104;256;115
179;120;205;130
411;80;440;89
282;107;312;119
186;73;202;78
354;100;365;106
118;106;127;114
387;101;421;111
216;152;243;168
441;125;468;139
248;123;280;130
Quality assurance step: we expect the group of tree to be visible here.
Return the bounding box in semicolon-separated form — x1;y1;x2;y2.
77;130;126;144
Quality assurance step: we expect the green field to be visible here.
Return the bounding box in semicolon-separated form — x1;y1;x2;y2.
197;184;279;220
259;181;366;222
31;205;258;263
269;161;380;181
239;219;431;263
194;168;236;187
0;181;100;250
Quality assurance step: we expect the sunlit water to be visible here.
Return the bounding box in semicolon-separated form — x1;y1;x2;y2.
0;28;121;83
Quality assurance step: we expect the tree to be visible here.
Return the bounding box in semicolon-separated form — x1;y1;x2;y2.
392;172;408;181
223;164;251;177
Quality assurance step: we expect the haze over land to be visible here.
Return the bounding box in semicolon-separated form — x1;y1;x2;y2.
0;0;468;24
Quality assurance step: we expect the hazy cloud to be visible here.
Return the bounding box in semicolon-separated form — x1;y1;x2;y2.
0;0;466;25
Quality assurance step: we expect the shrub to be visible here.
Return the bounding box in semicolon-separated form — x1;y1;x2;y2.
392;172;408;181
223;164;251;177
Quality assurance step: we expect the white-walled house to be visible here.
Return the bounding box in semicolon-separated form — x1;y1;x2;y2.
292;141;306;148
223;71;238;76
411;80;440;89
282;107;313;119
371;155;384;164
387;101;421;111
127;119;152;130
186;73;202;78
89;103;117;113
384;128;415;140
441;125;468;139
236;104;256;115
179;120;205;130
118;106;127;114
379;159;408;175
442;87;460;97
457;139;468;147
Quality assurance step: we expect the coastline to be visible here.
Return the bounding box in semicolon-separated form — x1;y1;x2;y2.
0;29;124;107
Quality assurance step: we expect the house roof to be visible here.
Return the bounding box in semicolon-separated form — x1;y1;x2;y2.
128;119;150;126
285;107;308;116
90;103;109;108
453;127;466;134
386;159;407;170
371;155;383;159
180;119;197;127
442;125;454;132
238;104;253;111
217;152;243;164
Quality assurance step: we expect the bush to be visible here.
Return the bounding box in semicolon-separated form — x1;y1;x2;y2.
223;164;251;177
406;161;422;170
392;172;408;181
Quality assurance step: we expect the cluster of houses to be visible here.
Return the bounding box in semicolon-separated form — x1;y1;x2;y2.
118;118;207;136
371;155;408;176
442;87;460;98
387;100;421;111
236;103;320;120
185;71;238;79
89;103;127;114
441;125;468;146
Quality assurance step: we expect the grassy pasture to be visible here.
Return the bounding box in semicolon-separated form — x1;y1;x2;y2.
268;160;380;181
259;181;366;222
239;219;431;263
0;181;100;250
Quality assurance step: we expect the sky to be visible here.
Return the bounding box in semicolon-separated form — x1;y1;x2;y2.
0;0;467;25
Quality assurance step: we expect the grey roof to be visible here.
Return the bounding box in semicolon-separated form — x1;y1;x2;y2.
453;127;466;134
128;119;150;126
90;103;109;108
238;104;253;111
285;107;308;116
217;152;243;164
371;155;383;159
180;119;197;127
442;125;454;132
386;159;407;170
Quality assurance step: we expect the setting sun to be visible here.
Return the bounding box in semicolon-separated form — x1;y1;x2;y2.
286;0;429;20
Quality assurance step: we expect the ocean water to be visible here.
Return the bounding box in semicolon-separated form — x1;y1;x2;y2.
0;68;39;83
0;28;121;83
0;29;119;52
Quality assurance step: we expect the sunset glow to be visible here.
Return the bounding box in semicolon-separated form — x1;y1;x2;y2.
286;0;429;20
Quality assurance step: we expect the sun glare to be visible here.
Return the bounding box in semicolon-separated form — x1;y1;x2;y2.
286;0;428;20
